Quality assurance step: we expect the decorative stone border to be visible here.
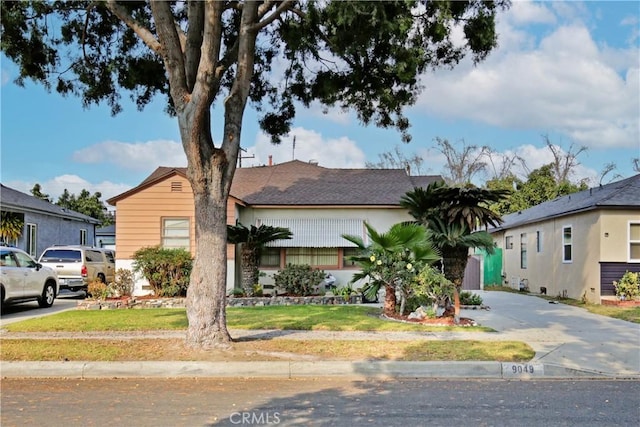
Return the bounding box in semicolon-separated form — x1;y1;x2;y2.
76;295;364;310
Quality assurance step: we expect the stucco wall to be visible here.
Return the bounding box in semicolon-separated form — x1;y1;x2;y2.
599;210;640;262
18;212;96;258
493;209;640;304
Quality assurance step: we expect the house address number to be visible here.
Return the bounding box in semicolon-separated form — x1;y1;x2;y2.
502;363;543;377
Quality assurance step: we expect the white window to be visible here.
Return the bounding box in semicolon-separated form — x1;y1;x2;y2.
80;229;87;246
630;222;640;262
562;226;572;263
162;218;190;249
26;223;37;257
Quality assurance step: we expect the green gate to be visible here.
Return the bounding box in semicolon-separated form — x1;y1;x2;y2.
476;248;503;287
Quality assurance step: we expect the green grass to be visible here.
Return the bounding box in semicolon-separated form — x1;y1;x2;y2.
551;299;640;323
3;305;492;333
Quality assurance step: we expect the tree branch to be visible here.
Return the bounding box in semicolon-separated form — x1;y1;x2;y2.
254;0;295;31
104;0;161;54
149;0;188;106
185;0;204;90
191;1;224;108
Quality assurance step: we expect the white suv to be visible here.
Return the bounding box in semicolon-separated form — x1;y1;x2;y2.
1;246;59;308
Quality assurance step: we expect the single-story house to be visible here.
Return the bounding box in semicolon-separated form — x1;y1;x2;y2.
488;174;640;304
0;184;101;257
107;160;442;295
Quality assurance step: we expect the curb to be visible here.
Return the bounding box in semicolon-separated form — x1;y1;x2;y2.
2;361;636;380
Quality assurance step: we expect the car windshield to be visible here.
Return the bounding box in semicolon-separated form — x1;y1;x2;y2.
40;249;82;263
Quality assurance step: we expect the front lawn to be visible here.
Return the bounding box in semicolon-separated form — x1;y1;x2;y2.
3;305;493;333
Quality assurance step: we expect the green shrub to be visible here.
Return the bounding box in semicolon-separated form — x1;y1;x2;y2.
613;271;640;300
460;291;483;305
333;284;355;300
272;264;325;296
406;267;454;314
132;246;192;297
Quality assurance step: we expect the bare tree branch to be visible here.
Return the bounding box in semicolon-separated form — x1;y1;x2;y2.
254;0;295;31
543;135;588;184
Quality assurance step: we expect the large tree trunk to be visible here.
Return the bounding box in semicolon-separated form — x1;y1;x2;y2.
442;246;470;324
156;1;258;349
185;155;233;349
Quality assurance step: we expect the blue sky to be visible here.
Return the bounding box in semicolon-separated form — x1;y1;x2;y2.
1;1;639;205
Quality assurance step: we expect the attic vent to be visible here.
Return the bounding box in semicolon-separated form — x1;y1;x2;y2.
171;181;183;192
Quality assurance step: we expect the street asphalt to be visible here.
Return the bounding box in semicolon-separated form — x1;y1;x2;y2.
1;291;638;380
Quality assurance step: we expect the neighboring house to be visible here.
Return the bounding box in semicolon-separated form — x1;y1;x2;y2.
107;160;442;295
0;184;101;257
96;224;116;250
488;174;640;304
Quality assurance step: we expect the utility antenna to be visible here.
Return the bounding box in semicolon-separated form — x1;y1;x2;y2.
292;136;296;160
238;147;255;168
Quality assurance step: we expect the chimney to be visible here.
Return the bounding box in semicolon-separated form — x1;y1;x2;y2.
268;155;273;166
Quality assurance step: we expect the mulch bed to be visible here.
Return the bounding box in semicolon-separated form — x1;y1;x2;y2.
382;312;477;326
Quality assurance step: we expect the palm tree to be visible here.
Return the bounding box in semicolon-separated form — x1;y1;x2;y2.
0;212;24;244
227;223;292;296
343;222;440;316
400;182;509;322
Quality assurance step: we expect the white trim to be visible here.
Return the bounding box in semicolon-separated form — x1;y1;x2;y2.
562;225;572;263
629;220;640;263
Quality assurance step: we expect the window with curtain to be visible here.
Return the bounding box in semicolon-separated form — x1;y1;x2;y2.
285;247;338;266
162;218;190;249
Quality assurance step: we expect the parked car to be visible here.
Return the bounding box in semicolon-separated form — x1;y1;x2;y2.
1;246;59;308
38;246;116;293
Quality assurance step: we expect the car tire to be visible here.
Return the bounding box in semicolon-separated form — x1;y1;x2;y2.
98;273;106;283
38;282;56;308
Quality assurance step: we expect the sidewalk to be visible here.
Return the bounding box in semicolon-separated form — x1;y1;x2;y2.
2;291;639;380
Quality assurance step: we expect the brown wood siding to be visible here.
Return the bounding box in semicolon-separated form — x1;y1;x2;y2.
114;175;237;261
600;262;640;295
114;175;194;259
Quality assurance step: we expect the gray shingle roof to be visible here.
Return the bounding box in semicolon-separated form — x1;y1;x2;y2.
492;174;640;231
232;160;442;205
0;184;100;224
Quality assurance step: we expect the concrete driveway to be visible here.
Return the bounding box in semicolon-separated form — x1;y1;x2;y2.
464;290;640;377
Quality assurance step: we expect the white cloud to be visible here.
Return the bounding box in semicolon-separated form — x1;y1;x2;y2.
414;11;639;150
0;67;10;86
72;139;186;171
507;1;556;25
4;175;132;205
241;127;366;168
